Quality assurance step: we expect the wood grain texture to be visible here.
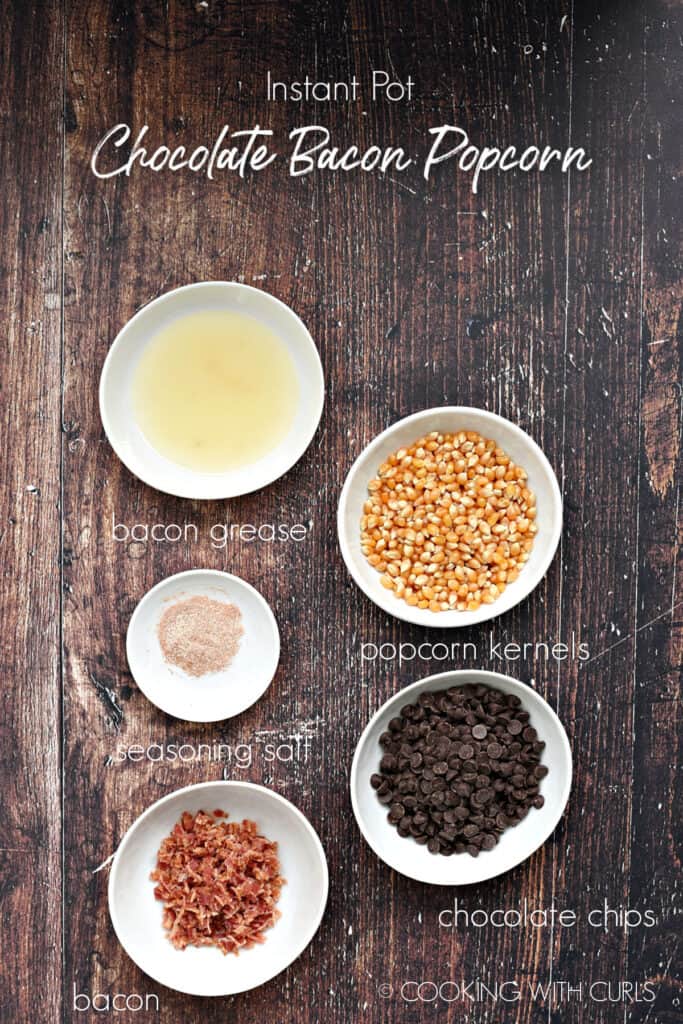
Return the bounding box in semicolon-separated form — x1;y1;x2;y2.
0;3;63;1022
550;6;653;1022
0;1;679;1022
629;2;682;1020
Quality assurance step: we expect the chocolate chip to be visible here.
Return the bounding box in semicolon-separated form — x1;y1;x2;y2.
507;719;523;735
380;754;398;772
472;724;488;740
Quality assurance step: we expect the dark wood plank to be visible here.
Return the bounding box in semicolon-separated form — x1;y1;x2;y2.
0;4;63;1022
551;4;681;1023
629;2;682;1020
548;3;648;1020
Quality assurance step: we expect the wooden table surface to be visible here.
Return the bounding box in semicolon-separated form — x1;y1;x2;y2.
2;1;680;1022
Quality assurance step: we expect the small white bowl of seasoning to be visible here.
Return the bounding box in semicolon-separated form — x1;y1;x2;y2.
100;282;325;499
126;569;280;722
338;407;562;628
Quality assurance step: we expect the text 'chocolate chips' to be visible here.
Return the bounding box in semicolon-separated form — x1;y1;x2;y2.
371;683;547;858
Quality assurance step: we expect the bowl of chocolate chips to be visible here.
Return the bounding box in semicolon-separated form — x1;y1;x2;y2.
350;670;571;885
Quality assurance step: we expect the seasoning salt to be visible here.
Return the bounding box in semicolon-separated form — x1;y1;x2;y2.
158;595;244;677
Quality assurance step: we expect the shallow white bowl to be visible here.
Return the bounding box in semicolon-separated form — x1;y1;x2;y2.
109;781;329;996
99;282;324;499
126;569;279;722
338;407;562;627
351;670;572;885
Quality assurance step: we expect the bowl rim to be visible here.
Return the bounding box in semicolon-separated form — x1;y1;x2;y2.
108;780;330;996
125;568;280;722
99;280;325;499
337;406;563;627
350;668;573;885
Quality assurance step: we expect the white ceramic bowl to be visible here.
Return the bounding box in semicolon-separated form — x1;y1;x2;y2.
99;282;324;499
338;407;562;627
109;781;329;996
351;670;572;885
126;569;279;722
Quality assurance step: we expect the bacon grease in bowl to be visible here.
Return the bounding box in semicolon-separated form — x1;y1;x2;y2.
151;809;284;955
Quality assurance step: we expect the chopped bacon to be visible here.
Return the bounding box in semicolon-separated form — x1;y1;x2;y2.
150;810;284;955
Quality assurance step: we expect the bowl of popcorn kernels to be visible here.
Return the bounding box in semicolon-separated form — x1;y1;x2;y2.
337;408;562;628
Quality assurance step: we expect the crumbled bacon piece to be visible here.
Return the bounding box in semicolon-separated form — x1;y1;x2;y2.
150;810;284;955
